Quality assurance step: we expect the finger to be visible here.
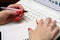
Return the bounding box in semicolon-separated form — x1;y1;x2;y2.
14;13;24;21
8;4;23;8
38;19;43;27
28;28;33;35
2;10;18;15
36;19;39;29
49;20;57;28
44;18;51;26
8;4;24;12
36;19;39;25
8;4;16;8
52;27;59;38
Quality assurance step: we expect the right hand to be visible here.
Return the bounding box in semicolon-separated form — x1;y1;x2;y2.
28;18;60;40
0;4;24;25
8;4;24;21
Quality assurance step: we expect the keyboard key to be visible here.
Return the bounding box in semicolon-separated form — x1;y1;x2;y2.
59;2;60;6
55;1;58;5
52;1;54;3
49;0;51;2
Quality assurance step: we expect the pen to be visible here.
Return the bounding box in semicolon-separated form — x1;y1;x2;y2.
0;7;27;12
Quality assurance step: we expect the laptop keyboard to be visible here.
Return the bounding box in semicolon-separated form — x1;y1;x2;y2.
19;1;60;39
19;1;60;27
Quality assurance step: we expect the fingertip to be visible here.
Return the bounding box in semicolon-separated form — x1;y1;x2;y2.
28;28;31;31
39;19;43;23
7;4;15;8
55;27;59;32
28;28;32;31
58;27;60;31
28;28;33;35
14;17;20;21
45;17;52;21
51;27;59;39
36;19;39;24
39;19;43;25
28;28;33;32
52;27;59;35
14;14;24;21
16;11;21;15
52;20;57;24
45;17;51;24
47;17;51;19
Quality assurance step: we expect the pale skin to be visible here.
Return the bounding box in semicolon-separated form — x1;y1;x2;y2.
0;4;60;40
28;18;60;40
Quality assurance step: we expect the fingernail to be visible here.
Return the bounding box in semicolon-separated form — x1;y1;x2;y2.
15;17;20;21
16;11;21;15
53;20;57;23
28;28;31;30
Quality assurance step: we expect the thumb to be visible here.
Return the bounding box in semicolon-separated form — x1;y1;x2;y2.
28;28;33;35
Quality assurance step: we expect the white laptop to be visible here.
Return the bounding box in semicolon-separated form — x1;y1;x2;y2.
0;0;60;40
17;0;60;25
34;0;60;12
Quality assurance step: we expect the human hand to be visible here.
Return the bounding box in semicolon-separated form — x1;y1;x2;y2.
8;4;24;21
28;18;60;40
0;4;24;24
